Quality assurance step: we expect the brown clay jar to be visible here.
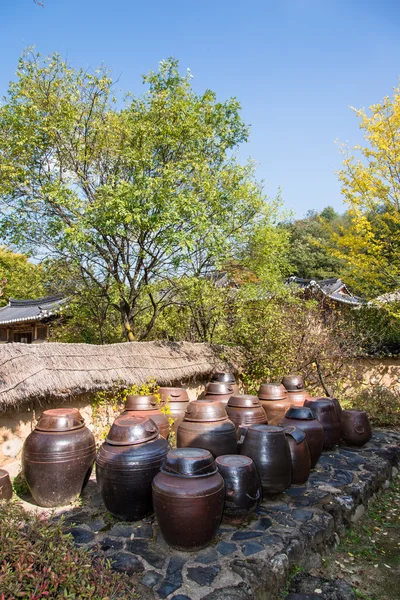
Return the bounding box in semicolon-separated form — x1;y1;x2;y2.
152;448;224;550
282;375;305;391
282;426;311;484
96;415;170;521
205;381;239;405
122;394;169;439
22;408;96;508
177;400;237;457
304;398;341;449
158;387;190;432
211;372;236;384
279;407;324;468
226;395;268;433
216;455;261;520
240;425;291;494
258;383;291;425
340;410;372;446
0;469;13;501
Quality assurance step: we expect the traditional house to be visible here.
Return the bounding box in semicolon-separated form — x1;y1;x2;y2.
287;277;364;307
0;295;67;344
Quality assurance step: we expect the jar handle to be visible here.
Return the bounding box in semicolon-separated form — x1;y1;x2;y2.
355;426;365;434
246;488;261;501
237;425;248;446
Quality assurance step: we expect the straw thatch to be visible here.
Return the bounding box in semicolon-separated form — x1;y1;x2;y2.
0;341;243;411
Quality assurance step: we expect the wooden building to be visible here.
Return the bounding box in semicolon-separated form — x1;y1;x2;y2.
0;295;66;344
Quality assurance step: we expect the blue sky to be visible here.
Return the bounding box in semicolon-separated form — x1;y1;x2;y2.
1;0;400;217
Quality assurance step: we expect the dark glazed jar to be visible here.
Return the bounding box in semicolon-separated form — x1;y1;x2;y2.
240;425;291;494
279;407;324;468
226;395;268;432
340;410;372;446
122;394;169;439
152;448;224;550
216;455;261;520
158;387;190;432
282;375;305;391
96;415;170;521
22;408;96;508
258;383;291;425
304;398;340;449
205;381;239;404
282;426;311;485
0;469;13;501
177;400;237;457
211;372;236;384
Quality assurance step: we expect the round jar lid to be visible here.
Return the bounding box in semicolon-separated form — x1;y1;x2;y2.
161;448;217;477
211;371;236;384
216;455;253;468
125;394;158;411
285;407;315;420
106;415;159;446
258;383;287;400
282;375;305;391
227;394;261;408
183;400;227;422
206;381;235;395
36;408;85;432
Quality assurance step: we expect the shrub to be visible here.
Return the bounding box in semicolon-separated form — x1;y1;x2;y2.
350;386;400;427
0;501;134;599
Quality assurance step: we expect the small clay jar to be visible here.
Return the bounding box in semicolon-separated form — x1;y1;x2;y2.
216;455;261;520
282;426;311;485
152;448;224;550
0;469;13;501
211;372;236;384
340;410;372;447
258;383;291;425
177;400;237;457
122;394;169;439
22;408;96;507
304;398;341;449
240;425;291;494
279;407;324;468
159;387;190;433
204;381;239;404
226;395;268;433
282;375;305;391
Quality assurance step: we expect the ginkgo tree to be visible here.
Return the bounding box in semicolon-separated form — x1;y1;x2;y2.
0;50;270;340
331;82;400;299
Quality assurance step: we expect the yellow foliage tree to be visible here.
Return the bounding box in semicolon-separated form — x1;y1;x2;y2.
331;83;400;299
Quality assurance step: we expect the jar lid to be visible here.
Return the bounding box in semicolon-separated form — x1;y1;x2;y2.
106;415;159;446
285;407;315;420
184;400;227;422
258;383;287;400
161;448;217;477
125;394;158;411
248;424;283;434
159;387;189;402
282;375;305;391
206;381;235;395
216;455;253;469
36;408;85;432
211;371;236;384
227;394;261;408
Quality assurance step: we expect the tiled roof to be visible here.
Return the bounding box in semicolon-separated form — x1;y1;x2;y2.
287;277;364;306
0;295;67;325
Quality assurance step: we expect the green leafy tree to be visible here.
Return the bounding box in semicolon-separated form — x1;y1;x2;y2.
0;246;44;306
0;51;267;341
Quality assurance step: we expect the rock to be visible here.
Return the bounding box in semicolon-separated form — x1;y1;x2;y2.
202;582;253;599
157;556;186;599
285;486;307;497
126;539;166;569
87;518;106;532
241;542;265;556
256;517;273;529
216;541;237;556
100;537;123;551
292;509;313;522
109;551;144;575
67;526;95;545
350;504;365;523
195;547;219;564
187;565;221;586
2;438;22;457
231;530;263;541
141;570;163;588
289;573;356;600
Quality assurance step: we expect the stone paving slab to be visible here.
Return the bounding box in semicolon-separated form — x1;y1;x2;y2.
23;429;400;600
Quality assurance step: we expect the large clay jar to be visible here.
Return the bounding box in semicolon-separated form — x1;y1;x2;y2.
304;398;341;449
226;395;268;434
279;407;324;468
240;425;291;494
152;448;224;550
282;426;311;485
22;408;96;508
211;372;236;384
122;394;169;439
340;410;372;447
159;387;190;433
96;415;170;521
177;400;237;457
258;383;291;425
216;455;261;520
205;381;239;404
0;469;13;501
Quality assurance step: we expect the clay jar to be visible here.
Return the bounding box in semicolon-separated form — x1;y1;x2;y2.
282;426;311;485
159;387;190;432
282;375;310;407
204;381;239;404
122;394;169;439
22;408;96;508
279;407;324;468
304;398;341;449
0;469;13;501
257;383;291;425
340;410;372;447
240;425;291;494
152;448;224;550
226;395;268;433
211;372;236;384
216;455;261;520
177;400;237;457
96;415;169;521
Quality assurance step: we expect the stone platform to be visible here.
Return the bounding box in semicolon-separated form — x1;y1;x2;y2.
54;430;400;600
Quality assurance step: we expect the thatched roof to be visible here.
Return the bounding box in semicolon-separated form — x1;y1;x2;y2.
0;341;242;411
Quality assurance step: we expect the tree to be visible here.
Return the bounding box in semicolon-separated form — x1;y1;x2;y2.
331;83;400;298
0;246;44;306
0;51;267;340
